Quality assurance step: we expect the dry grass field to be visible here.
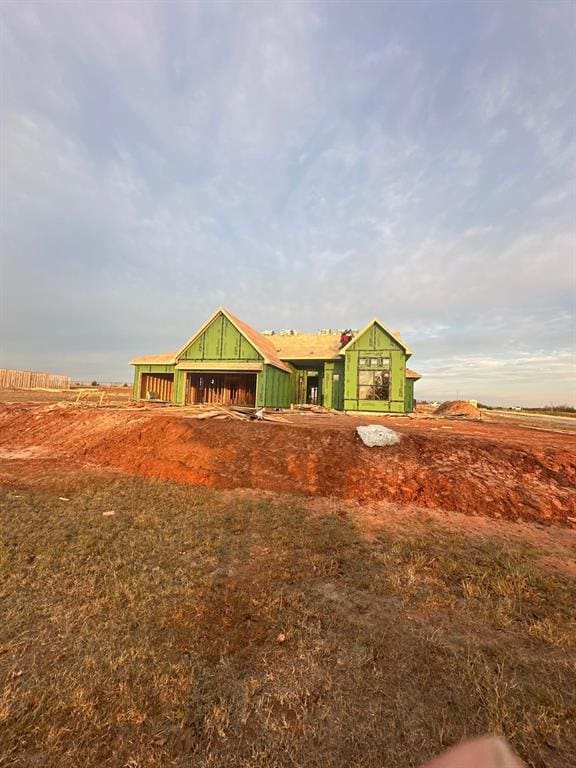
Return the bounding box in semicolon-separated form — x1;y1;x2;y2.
1;474;575;768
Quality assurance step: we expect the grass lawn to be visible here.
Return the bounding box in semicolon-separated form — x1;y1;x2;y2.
1;476;575;767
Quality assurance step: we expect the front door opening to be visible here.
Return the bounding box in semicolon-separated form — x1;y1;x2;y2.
186;373;257;407
306;375;319;405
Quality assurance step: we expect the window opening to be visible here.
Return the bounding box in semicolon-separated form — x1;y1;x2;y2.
357;356;391;400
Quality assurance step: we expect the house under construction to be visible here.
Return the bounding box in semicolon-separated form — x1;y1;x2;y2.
130;308;421;413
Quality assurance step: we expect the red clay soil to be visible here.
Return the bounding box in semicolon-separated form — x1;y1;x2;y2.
434;400;481;418
0;403;574;525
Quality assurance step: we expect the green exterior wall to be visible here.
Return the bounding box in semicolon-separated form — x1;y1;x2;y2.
295;370;306;404
132;312;292;408
180;314;262;362
174;368;186;405
257;364;295;408
404;378;415;412
322;362;333;408
343;322;407;412
322;360;344;410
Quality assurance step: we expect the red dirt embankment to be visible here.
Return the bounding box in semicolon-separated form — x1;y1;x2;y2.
0;403;574;525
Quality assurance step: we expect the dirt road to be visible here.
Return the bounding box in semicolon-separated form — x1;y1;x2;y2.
486;409;576;433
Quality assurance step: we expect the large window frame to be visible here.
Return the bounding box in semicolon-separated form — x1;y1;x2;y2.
357;356;391;401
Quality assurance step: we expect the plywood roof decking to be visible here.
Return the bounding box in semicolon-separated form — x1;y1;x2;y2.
129;352;177;365
272;329;415;363
272;333;343;360
131;336;345;366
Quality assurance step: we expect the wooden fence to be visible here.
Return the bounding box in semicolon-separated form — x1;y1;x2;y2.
0;368;71;390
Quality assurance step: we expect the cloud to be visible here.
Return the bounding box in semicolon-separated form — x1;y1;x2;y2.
0;0;574;405
416;350;575;407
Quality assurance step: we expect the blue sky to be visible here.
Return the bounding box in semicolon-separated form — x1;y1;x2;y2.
0;0;574;406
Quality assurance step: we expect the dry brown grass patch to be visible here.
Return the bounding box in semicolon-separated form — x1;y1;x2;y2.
1;476;575;767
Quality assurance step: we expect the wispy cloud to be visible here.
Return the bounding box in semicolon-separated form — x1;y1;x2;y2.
0;0;574;404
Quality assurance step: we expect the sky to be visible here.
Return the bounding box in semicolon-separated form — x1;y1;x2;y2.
0;0;574;406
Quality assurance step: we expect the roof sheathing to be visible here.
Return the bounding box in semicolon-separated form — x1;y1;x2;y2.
129;352;177;365
272;333;342;361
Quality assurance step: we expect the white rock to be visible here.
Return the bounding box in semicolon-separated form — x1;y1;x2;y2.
356;425;401;447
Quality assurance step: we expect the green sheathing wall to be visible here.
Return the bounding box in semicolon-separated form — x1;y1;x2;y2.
322;363;333;408
404;379;414;413
257;364;295;408
132;364;175;400
295;370;306;404
135;314;294;406
323;360;344;410
174;369;186;405
404;378;415;412
343;323;407;412
179;314;262;362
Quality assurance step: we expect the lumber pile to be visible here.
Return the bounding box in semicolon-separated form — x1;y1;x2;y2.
291;404;337;416
185;405;289;423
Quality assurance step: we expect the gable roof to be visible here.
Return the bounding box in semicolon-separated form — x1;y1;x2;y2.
129;311;418;375
340;317;412;355
273;333;342;360
175;308;292;373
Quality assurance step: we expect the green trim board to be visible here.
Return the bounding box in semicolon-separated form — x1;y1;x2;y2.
176;361;263;371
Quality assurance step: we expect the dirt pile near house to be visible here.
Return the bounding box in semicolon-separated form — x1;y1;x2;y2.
1;403;574;525
434;400;481;419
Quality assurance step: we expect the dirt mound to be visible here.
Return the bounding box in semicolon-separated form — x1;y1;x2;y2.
0;403;574;525
434;400;481;419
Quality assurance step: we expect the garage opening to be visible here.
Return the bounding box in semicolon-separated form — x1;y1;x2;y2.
186;373;256;407
140;372;174;401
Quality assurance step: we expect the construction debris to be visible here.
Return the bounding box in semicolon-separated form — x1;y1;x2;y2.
185;405;290;423
193;410;224;420
291;404;337;415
